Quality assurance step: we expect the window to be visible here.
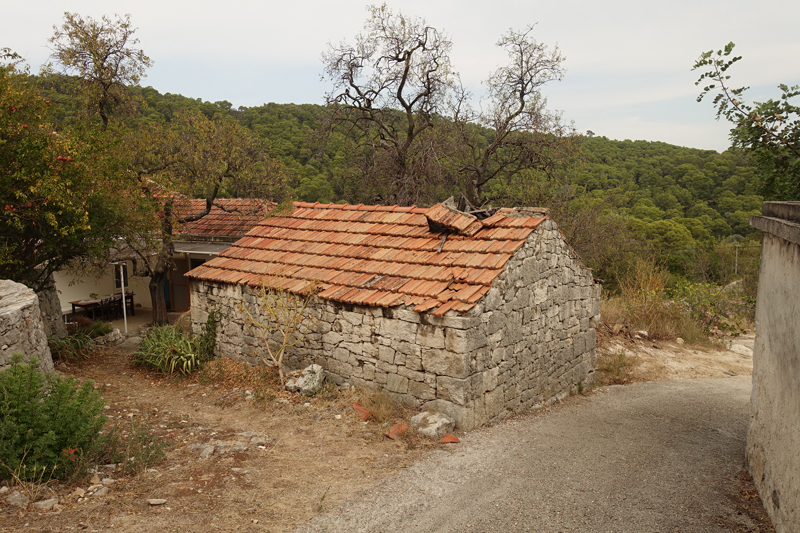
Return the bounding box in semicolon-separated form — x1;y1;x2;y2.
114;264;128;289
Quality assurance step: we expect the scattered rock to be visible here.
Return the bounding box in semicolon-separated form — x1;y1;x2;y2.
728;344;753;356
5;490;29;508
0;486;8;495
199;445;215;458
285;364;325;394
33;497;58;511
101;478;116;486
70;488;86;499
148;498;167;506
676;337;685;345
250;436;271;446
411;411;456;439
90;474;101;484
116;336;142;352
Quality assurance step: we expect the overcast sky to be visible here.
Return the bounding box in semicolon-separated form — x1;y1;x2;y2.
5;0;799;152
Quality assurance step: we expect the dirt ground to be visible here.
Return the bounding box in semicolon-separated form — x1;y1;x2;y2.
1;328;768;533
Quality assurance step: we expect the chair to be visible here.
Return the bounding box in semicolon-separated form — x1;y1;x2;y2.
98;297;115;321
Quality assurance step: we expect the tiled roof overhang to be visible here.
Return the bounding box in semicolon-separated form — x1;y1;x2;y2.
186;201;545;317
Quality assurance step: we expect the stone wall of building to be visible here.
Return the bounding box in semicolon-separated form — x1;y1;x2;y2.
0;279;55;373
748;202;800;533
191;219;600;429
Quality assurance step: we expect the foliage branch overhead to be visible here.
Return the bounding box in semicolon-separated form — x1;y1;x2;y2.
693;42;800;199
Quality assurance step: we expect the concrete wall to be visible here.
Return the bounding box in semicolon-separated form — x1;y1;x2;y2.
0;279;54;373
191;219;600;430
748;201;800;532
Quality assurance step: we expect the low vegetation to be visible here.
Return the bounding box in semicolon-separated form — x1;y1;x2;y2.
601;254;755;344
133;311;217;375
0;354;169;489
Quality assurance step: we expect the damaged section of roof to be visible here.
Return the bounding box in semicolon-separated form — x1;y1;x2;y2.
186;201;547;316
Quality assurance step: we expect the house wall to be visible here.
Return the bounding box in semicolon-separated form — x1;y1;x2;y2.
53;262;153;315
190;219;600;430
748;202;800;532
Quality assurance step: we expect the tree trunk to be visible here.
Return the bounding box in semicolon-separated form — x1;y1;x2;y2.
149;269;169;325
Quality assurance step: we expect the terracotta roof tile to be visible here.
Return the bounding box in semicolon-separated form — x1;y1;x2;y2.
186;202;547;314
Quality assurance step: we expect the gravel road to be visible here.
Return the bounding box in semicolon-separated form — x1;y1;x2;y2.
292;376;758;533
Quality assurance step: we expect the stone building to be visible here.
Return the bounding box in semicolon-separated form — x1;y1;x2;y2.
187;201;601;429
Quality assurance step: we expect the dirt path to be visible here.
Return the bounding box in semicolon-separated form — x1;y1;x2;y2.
0;332;770;532
0;347;429;532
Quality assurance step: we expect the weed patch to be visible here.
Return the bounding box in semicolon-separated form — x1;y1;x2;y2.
596;351;638;385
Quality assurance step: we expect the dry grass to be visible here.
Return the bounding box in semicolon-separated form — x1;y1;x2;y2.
596;350;639;385
603;256;707;343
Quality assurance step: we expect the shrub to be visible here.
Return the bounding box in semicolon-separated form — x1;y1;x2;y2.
133;325;201;375
133;311;218;375
0;354;107;481
670;280;747;336
68;317;112;339
48;331;94;362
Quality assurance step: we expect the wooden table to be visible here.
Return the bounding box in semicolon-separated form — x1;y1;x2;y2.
69;293;135;320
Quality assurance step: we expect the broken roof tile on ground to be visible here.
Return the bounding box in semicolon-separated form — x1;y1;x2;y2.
186;201;546;316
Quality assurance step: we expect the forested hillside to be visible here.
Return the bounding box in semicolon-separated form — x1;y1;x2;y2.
33;76;762;285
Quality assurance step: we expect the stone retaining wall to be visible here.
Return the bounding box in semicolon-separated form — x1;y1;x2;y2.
0;279;54;373
191;219;601;429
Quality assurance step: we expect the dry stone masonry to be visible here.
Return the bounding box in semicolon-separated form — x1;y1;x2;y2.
0;279;55;373
191;218;600;430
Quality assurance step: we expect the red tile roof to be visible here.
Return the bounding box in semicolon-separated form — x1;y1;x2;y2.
186;201;546;316
176;198;274;239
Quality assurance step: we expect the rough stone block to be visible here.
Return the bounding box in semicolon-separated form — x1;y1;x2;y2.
436;375;470;405
380;319;418;340
483;387;505;419
417;324;445;349
408;380;435;401
421;349;470;378
420;399;473;430
445;328;487;353
386;373;409;394
378;345;395;364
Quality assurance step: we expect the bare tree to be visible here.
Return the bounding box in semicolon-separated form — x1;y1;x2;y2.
449;27;580;209
321;4;455;206
240;277;318;386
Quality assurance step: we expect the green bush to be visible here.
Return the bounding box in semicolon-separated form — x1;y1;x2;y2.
671;280;747;336
133;311;218;375
0;354;107;481
48;331;94;362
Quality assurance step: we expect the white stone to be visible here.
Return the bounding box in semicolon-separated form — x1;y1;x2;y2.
285;364;325;394
5;490;29;507
33;497;58;511
411;411;456;439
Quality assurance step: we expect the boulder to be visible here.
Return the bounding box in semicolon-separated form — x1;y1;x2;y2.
411;411;456;439
285;364;325;394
